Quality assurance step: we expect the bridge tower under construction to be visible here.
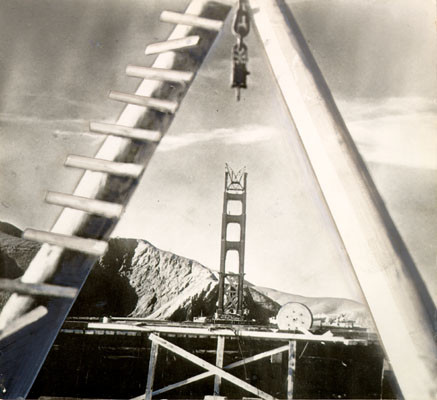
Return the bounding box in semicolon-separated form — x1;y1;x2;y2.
217;165;247;320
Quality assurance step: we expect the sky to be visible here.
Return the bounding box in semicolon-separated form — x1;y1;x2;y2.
0;0;435;302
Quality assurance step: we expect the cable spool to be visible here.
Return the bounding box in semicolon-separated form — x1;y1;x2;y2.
276;302;313;331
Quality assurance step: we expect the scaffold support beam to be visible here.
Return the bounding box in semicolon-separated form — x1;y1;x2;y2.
146;334;276;400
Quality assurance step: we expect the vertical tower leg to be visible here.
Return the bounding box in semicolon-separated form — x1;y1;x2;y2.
218;186;228;316
217;272;225;315
237;251;245;315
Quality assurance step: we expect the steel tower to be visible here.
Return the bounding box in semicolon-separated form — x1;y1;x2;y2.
217;165;247;319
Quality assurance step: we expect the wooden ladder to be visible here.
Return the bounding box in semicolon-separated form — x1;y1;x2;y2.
0;2;233;398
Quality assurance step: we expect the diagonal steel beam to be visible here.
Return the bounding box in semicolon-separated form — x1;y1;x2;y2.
247;0;437;398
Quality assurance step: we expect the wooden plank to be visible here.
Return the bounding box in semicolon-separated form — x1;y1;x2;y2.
126;66;193;83
89;121;162;142
0;1;232;397
145;341;159;400
204;396;227;400
0;279;77;299
0;306;47;341
109;91;178;114
145;36;199;55
86;322;362;344
225;345;289;369
287;341;296;400
150;344;289;397
22;229;108;257
248;0;437;398
148;334;276;400
65;155;144;178
46;191;124;219
214;336;225;395
160;11;223;31
150;371;212;397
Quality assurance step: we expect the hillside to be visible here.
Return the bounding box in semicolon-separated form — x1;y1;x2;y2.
0;223;41;309
255;286;372;327
70;237;280;323
0;222;371;326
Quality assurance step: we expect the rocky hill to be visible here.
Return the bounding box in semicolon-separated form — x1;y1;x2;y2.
0;223;40;275
0;222;371;326
0;223;41;309
69;237;280;323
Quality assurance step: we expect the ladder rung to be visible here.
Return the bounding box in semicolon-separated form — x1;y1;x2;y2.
109;91;178;114
23;229;108;257
0;306;48;342
126;65;193;83
65;155;144;178
90;121;162;142
160;11;223;31
46;191;124;219
145;35;200;55
0;278;78;299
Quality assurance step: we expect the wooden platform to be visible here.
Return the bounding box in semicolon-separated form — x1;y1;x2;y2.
28;318;391;400
61;318;375;345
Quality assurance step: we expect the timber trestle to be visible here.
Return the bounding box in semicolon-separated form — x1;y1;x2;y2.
69;319;370;400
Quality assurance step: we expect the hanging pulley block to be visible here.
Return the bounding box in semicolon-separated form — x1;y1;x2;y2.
232;42;250;89
231;0;251;100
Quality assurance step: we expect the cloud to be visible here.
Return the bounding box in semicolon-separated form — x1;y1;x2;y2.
157;124;277;152
0;113;103;142
338;97;437;170
0;112;89;126
338;96;437;122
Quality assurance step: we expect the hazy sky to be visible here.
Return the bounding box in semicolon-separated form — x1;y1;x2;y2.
0;0;435;302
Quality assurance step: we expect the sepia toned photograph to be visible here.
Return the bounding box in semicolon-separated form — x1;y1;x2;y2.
0;0;436;399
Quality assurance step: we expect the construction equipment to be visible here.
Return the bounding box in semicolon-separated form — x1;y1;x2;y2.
277;302;313;332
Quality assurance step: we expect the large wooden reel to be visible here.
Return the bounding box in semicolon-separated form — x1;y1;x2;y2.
277;302;313;331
